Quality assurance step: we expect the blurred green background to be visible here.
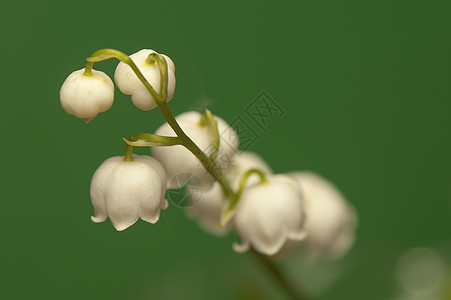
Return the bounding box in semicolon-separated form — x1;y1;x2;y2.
2;0;450;299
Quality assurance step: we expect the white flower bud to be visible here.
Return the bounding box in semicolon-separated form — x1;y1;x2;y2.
114;49;176;111
60;68;114;123
90;154;167;231
291;171;358;259
233;174;307;256
187;151;272;236
152;111;238;189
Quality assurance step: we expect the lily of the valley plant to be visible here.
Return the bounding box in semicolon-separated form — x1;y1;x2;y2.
60;48;358;300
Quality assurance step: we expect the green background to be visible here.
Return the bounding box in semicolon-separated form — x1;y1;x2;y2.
2;0;450;299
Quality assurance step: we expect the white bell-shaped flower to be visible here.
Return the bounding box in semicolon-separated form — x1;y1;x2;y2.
90;154;167;231
291;171;358;259
60;68;114;123
233;174;307;256
114;49;176;111
187;151;272;236
152;111;238;189
186;182;227;236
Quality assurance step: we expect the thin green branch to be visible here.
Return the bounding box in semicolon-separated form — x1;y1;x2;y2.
152;53;168;101
235;168;268;200
84;61;93;76
124;144;133;162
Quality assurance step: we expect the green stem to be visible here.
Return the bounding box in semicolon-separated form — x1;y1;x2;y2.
124;144;133;162
165;104;232;197
144;54;156;65
84;61;93;76
183;135;234;198
152;53;168;101
250;249;309;300
235;168;268;199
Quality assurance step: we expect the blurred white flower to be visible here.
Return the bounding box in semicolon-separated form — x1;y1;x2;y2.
114;49;176;111
395;248;448;299
233;174;307;256
90;154;167;231
60;68;114;123
186;182;228;236
152;111;238;189
186;151;272;236
290;171;357;259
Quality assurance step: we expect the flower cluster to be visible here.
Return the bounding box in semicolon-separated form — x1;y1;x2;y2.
60;48;358;259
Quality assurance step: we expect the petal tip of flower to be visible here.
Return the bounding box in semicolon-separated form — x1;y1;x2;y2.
162;199;169;210
233;241;250;253
81;117;93;124
261;246;282;256
145;216;160;224
140;213;161;224
114;224;129;231
113;221;136;231
91;215;106;223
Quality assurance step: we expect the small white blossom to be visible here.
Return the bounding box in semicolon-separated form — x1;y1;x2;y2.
187;151;272;236
90;154;167;231
233;174;307;256
60;68;114;123
114;49;176;111
291;171;357;259
152;111;238;189
186;183;228;236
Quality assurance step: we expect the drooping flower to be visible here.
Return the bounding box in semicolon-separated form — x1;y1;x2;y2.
186;151;272;236
233;174;307;256
290;171;357;259
90;154;167;231
152;111;238;189
186;182;228;236
114;49;176;111
60;68;114;123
